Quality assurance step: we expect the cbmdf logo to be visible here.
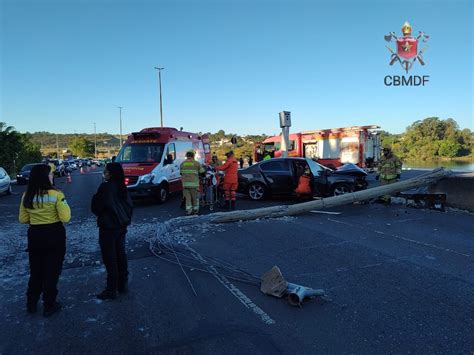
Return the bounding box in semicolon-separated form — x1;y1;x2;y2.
384;22;430;86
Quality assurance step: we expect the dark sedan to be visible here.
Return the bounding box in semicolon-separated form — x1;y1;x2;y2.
16;163;44;185
238;158;368;200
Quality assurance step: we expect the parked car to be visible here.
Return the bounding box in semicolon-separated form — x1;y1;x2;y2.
16;163;43;185
237;158;368;201
0;167;12;195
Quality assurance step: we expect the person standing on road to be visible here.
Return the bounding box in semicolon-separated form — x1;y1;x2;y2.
48;160;56;185
376;147;402;204
180;150;205;215
248;156;253;166
216;150;239;210
19;164;71;317
239;156;244;169
91;163;133;300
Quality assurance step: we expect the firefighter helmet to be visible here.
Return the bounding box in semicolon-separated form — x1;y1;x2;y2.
186;150;196;158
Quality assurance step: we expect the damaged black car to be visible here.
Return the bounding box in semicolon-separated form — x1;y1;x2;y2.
237;158;368;201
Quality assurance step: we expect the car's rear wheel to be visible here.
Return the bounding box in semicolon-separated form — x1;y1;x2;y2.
248;182;266;200
156;184;168;204
332;183;353;196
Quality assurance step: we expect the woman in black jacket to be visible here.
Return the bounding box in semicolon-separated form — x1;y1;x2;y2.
91;163;133;300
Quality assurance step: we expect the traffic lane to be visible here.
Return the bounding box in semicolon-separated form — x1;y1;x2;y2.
1;179;472;353
1;206;472;353
0;247;282;353
190;205;473;353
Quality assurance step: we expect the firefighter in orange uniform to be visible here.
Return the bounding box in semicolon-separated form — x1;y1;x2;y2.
294;167;312;199
216;150;238;210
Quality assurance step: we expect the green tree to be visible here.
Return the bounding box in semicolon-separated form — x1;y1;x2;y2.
69;137;95;157
0;122;42;175
438;140;462;158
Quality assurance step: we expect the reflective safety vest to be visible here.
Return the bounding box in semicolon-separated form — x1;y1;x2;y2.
378;155;402;180
48;162;56;173
180;160;205;188
19;189;71;225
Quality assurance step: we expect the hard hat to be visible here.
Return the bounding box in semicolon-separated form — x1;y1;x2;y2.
186;150;195;157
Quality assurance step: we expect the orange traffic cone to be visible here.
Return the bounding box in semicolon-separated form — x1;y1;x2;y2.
66;172;72;183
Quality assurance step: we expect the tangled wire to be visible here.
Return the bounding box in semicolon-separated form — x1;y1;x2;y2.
149;222;261;288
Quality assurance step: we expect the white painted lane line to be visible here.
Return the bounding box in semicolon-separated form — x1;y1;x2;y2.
187;245;275;325
327;218;471;258
310;210;342;215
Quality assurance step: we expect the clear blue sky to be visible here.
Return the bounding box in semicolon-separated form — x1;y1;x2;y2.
1;0;472;136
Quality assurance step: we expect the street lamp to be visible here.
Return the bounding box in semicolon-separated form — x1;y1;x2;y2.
154;67;165;127
93;123;97;158
118;106;123;147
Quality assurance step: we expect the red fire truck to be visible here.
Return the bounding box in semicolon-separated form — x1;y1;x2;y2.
115;127;211;202
255;125;381;168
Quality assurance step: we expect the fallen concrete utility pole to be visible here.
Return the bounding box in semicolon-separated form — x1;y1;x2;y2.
166;168;452;227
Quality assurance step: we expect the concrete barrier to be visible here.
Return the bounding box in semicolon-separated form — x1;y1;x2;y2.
428;173;474;211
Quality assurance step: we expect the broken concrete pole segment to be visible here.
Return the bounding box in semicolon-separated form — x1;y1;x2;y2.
260;266;325;307
206;168;452;224
160;168;452;229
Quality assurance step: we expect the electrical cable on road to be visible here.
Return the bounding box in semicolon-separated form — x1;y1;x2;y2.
149;223;261;286
168;235;198;296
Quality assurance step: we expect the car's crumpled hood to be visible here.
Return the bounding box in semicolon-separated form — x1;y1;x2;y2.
332;163;368;177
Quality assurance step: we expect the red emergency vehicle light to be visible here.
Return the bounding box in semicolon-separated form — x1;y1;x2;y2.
124;177;129;186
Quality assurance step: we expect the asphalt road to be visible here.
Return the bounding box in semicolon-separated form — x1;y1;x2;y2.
0;167;473;354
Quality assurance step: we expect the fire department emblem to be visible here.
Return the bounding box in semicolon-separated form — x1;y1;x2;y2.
384;21;429;73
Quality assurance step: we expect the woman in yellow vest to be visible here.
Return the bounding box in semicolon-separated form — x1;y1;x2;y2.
19;164;71;317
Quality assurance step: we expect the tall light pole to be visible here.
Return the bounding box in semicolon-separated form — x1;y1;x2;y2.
154;67;165;127
93;123;97;158
118;106;123;148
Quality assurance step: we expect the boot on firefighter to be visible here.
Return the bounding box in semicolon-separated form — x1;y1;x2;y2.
216;150;238;210
180;150;205;215
376;146;402;204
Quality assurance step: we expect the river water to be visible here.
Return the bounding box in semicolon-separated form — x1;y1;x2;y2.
403;160;474;172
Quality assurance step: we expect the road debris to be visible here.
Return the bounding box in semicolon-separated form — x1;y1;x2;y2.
261;266;325;307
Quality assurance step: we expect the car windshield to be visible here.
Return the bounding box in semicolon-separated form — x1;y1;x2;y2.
306;159;330;175
21;164;36;172
116;143;165;163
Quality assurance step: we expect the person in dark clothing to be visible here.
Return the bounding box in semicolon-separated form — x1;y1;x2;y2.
248;156;253;166
239;156;244;169
91;163;133;300
19;164;71;317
